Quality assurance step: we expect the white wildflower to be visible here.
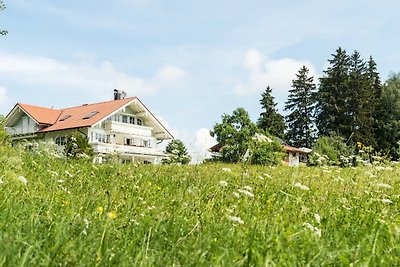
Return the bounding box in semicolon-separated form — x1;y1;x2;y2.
226;208;234;213
375;166;385;171
381;198;393;204
229;216;244;225
147;206;156;210
57;179;65;183
263;173;272;179
376;183;392;189
314;213;321;224
304;222;321;237
238;189;254;198
233;192;240;198
222;167;231;172
0;177;4;184
48;170;59;176
18;176;28;185
83;218;90;229
294;183;310;191
323;170;331;173
243;185;252;191
219;180;228;187
258;176;264;180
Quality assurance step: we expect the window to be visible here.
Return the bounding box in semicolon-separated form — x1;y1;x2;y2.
137;118;143;126
59;114;71;121
129;117;135;124
54;136;66;146
122;115;128;123
83;111;99;119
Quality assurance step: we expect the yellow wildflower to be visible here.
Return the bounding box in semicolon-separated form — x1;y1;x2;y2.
97;207;104;213
107;211;117;219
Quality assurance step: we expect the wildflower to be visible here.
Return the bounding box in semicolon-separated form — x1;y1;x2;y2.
228;216;244;225
48;170;59;176
314;213;321;224
304;222;321;237
381;198;393;204
219;180;228;187
258;176;264;180
107;211;117;219
222;167;231;172
376;183;392;189
84;218;90;229
263;173;272;179
18;176;28;185
0;177;4;184
238;189;254;198
57;179;65;183
233;192;240;198
375;166;385;171
97;207;104;213
243;185;252;191
294;182;310;191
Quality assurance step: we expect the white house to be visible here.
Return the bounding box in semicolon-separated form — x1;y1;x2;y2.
3;90;173;163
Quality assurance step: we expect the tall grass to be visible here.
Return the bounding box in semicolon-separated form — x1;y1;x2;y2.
1;145;400;266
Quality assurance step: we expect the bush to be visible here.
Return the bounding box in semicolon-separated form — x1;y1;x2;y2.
64;131;94;161
247;133;286;166
309;134;352;166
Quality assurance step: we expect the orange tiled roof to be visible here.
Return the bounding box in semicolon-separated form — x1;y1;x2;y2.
40;97;136;132
18;103;62;125
17;97;136;132
284;145;307;154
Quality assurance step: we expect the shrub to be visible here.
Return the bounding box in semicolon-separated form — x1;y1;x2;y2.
309;134;352;166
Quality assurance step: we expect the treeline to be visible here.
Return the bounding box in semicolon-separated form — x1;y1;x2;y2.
212;47;400;163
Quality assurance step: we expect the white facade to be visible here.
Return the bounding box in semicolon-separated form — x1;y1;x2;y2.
4;98;172;164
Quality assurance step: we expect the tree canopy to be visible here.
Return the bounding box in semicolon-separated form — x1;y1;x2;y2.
162;139;191;165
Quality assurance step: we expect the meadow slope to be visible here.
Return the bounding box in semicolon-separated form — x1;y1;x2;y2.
1;147;400;266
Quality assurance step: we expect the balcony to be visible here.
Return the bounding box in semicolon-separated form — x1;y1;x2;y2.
91;142;165;157
5;125;37;136
104;121;153;137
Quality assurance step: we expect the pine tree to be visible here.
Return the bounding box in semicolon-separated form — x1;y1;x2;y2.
257;86;286;138
316;47;350;136
284;66;316;148
347;51;375;146
162;139;191;165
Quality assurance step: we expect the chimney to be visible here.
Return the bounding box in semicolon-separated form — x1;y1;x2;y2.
113;89;127;100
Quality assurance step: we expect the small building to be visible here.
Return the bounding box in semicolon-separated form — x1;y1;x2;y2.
282;145;311;167
3;90;173;163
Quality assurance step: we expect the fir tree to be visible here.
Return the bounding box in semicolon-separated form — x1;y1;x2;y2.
257;86;286;138
316;47;350;136
162;139;191;165
284;66;316;148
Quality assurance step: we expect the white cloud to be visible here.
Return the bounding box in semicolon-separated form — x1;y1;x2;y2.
0;53;186;97
235;49;318;96
188;128;217;164
0;86;10;115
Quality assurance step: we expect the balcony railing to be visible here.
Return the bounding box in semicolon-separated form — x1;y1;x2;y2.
104;121;153;137
5;125;37;136
91;142;165;157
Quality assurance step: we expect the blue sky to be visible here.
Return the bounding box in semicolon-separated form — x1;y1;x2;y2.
1;0;400;157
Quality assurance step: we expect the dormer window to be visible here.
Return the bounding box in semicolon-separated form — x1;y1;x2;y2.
59;114;71;121
83;111;99;119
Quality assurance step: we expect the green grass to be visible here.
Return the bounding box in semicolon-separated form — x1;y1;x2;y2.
1;146;400;266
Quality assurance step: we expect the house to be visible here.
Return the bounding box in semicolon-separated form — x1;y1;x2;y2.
208;137;311;167
3;90;173;163
282;145;311;167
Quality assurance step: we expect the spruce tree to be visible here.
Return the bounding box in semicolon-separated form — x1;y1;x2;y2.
316;47;350;136
257;86;286;138
347;51;375;146
284;66;316;148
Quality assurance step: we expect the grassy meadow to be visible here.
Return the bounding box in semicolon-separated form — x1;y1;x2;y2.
1;146;400;266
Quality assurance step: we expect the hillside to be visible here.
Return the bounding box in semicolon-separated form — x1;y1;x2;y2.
1;145;400;266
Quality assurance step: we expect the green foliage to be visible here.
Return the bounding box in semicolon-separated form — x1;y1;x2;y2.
316;48;380;147
0;0;7;36
257;86;286;138
1;145;400;265
162;139;191;165
285;66;317;148
64;131;94;160
247;133;286;165
0;114;10;145
375;73;400;160
309;134;352;166
211;107;259;163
